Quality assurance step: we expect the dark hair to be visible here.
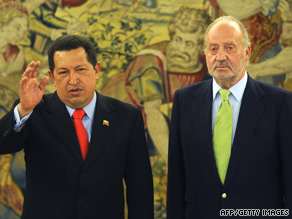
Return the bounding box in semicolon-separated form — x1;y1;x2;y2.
48;35;97;73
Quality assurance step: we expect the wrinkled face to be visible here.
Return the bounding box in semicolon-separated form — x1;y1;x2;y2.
206;22;250;88
1;16;28;45
49;47;100;109
166;29;203;72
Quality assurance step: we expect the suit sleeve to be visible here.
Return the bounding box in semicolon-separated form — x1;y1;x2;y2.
279;91;292;214
167;91;186;219
124;108;154;219
0;105;27;154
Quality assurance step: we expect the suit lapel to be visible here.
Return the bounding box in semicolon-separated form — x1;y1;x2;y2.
224;76;265;188
46;93;84;165
192;80;223;188
84;93;114;168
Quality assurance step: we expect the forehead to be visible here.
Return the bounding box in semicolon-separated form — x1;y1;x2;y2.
53;47;88;67
207;22;243;45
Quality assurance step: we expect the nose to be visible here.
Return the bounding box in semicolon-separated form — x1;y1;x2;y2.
216;48;227;61
68;72;78;85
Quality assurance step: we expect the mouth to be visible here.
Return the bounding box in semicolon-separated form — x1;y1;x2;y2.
216;65;229;69
213;62;232;72
69;88;82;96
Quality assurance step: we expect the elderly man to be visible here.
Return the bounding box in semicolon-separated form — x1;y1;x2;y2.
167;15;292;218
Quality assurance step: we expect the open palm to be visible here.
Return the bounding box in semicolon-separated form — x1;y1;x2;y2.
18;61;48;118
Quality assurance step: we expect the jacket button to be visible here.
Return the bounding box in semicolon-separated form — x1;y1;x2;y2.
222;193;227;199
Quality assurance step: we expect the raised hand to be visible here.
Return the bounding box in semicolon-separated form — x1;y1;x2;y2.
18;61;49;119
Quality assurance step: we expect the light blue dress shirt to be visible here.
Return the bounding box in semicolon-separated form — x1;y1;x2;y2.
14;92;97;143
212;72;248;143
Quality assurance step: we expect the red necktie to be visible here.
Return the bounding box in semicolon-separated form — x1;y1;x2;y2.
73;109;89;161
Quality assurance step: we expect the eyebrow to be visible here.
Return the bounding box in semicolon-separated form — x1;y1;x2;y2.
223;42;236;45
56;65;87;70
56;68;68;71
208;41;236;46
75;65;87;68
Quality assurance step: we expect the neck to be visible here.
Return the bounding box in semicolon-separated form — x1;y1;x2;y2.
216;72;246;89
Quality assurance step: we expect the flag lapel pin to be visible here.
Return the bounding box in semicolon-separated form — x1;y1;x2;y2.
103;120;109;126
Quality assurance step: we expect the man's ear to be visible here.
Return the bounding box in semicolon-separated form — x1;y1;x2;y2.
95;62;101;80
48;70;55;83
245;45;251;61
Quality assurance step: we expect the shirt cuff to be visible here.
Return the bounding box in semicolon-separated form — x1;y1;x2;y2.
14;104;32;132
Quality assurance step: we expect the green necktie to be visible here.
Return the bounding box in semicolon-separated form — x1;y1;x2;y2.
213;89;232;184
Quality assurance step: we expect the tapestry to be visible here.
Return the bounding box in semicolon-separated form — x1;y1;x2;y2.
0;0;291;218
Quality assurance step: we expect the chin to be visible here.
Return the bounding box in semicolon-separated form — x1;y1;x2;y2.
213;73;234;81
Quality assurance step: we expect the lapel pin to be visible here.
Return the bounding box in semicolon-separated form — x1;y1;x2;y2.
103;120;109;126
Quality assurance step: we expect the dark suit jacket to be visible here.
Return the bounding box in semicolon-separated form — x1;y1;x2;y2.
167;76;292;218
0;92;154;219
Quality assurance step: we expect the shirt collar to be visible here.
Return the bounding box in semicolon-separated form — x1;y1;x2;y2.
212;72;248;102
66;92;97;121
